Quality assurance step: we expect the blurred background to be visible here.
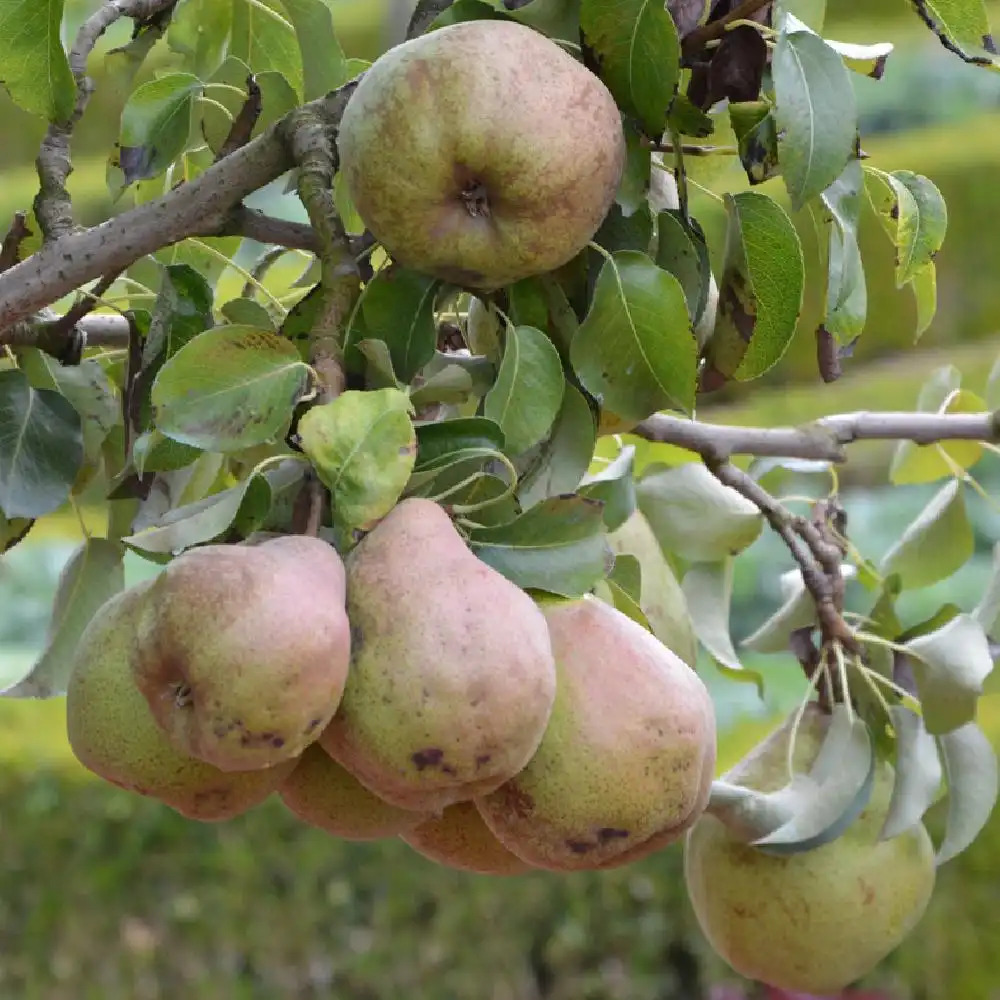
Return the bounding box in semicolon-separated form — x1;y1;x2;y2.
1;1;999;997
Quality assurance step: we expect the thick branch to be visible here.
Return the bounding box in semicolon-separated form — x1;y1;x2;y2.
0;82;360;334
634;410;1000;461
220;206;321;252
34;0;179;242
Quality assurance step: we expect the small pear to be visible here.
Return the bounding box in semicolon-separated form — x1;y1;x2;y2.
402;801;533;876
477;595;716;870
683;704;936;994
132;535;351;772
321;498;557;811
66;585;294;821
279;744;428;840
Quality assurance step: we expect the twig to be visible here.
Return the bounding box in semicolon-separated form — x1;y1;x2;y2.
33;0;180;243
634;409;1000;462
0;81;360;333
214;75;263;162
220;206;320;253
43;269;124;342
682;0;773;59
0;213;31;272
407;0;455;39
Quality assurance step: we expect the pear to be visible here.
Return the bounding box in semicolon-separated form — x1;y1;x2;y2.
279;744;428;840
683;704;936;994
320;497;557;811
477;595;716;871
338;20;625;291
402;801;533;876
132;534;351;772
66;585;294;821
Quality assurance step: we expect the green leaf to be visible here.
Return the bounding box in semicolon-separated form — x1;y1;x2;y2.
704;192;805;382
0;511;33;553
221;297;277;330
230;0;304;98
484;326;565;457
571;250;697;421
819;158;867;343
910;263;937;341
124;473;272;554
151;326;311;452
579;0;680;137
414;417;506;472
0;368;83;519
1;539;124;698
743;565;857;653
890;388;986;485
490;0;581;40
409;365;474;408
517;383;596;509
132;430;203;475
782;11;892;77
16;349;120;462
707;705;875;853
297;389;417;536
879;479;973;590
655;210;710;322
467;496;612;597
0;0;74;122
280;0;349;99
881;705;943;840
353;268;439;384
973;542;1000;638
936;721;999;865
578;445;637;532
118;73;203;184
636;461;763;562
168;0;233;77
903;614;994;735
356;339;403;390
597;553;650;630
608;510;698;667
465;297;503;363
913;0;999;66
772;28;856;210
682;560;763;691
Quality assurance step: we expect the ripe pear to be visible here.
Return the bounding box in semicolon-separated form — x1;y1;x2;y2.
66;585;295;821
132;535;351;772
337;20;626;290
477;595;716;871
402;801;533;876
279;744;428;840
320;497;557;811
683;704;936;994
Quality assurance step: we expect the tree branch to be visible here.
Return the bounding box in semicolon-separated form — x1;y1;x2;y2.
0;80;361;334
634;409;1000;462
34;0;180;243
407;0;455;39
219;206;321;252
682;0;773;58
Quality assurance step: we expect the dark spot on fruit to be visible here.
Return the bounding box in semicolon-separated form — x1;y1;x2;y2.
306;717;323;732
566;839;593;854
497;783;534;818
411;748;444;771
597;827;629;844
441;764;457;777
270;735;285;749
475;754;491;769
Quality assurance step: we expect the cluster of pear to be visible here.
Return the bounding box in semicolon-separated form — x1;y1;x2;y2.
65;497;717;875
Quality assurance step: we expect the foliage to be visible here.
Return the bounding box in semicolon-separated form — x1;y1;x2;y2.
1;0;1000;995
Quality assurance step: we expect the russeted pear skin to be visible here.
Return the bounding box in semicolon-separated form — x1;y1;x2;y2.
279;744;428;840
337;20;626;290
477;595;716;871
320;498;557;812
132;535;351;772
683;704;936;994
401;801;533;876
66;584;295;821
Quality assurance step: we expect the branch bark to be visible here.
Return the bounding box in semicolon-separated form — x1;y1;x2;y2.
634;409;1000;462
0;81;360;334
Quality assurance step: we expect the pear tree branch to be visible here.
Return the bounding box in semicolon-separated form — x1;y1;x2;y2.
407;0;456;39
34;0;180;243
633;409;1000;462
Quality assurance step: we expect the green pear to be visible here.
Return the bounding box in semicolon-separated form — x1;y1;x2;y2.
402;801;533;876
477;595;716;871
66;585;295;821
279;744;428;840
132;535;351;772
683;704;936;994
321;498;557;811
337;20;625;290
